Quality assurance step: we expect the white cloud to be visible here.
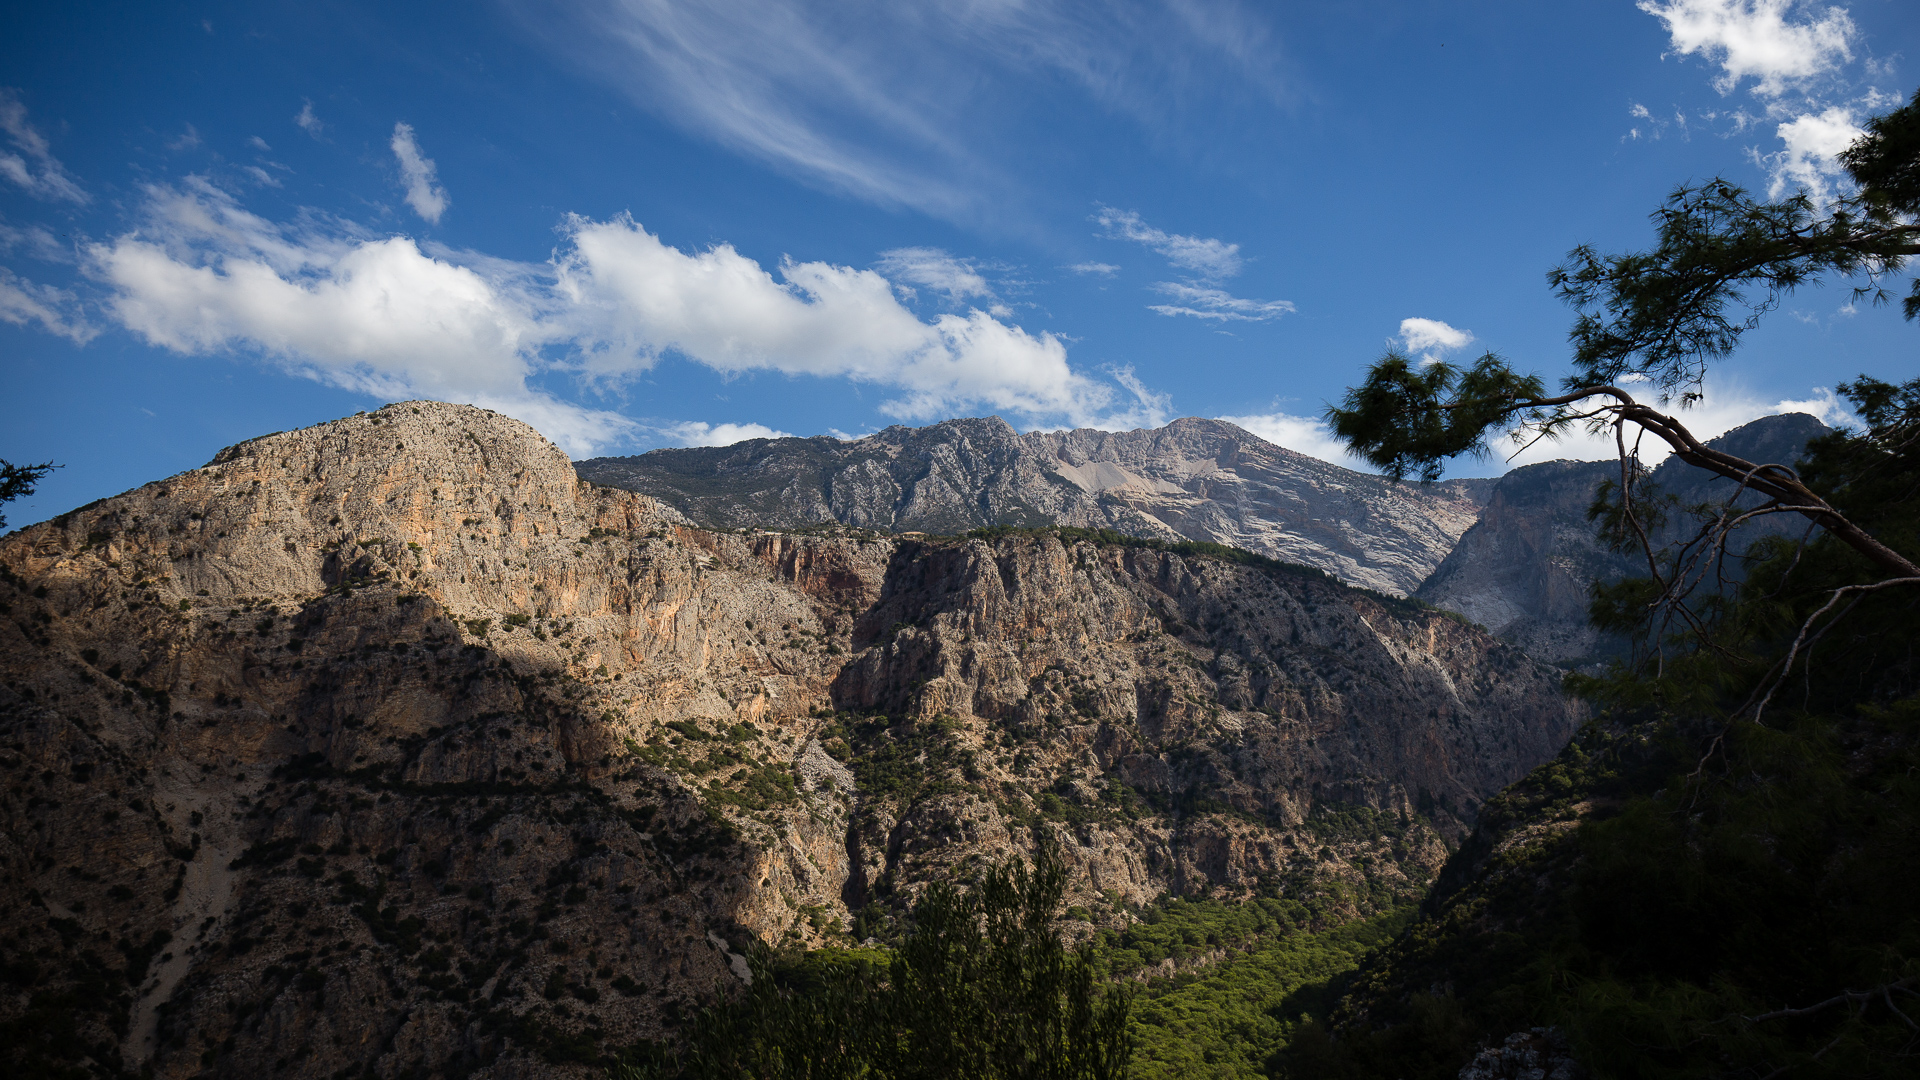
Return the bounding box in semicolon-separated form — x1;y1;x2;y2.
1094;206;1242;279
1398;317;1473;357
1147;281;1293;322
553;214;1143;424
503;0;1291;220
0;220;74;263
390;123;449;224
294;100;324;137
72;182;1160;453
167;125;203;152
1066;262;1120;277
1471;378;1855;473
85;179;628;455
242;165;283;188
874;247;995;305
1756;104;1862;199
0;269;95;343
1638;0;1856;98
249;135;272;151
659;420;793;446
1218;410;1376;470
0;90;87;203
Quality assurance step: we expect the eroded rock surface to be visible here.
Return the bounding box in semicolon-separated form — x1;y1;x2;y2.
577;416;1494;596
2;402;1577;1079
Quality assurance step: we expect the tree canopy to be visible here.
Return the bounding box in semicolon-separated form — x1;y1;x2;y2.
1328;88;1920;589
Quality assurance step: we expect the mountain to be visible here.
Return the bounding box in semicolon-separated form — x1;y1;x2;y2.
1414;412;1832;664
0;402;1579;1080
576;417;1495;597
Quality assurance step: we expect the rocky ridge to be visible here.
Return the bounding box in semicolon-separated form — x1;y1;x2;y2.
2;402;1578;1080
576;416;1495;596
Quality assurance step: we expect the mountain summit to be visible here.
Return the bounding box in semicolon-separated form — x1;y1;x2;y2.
577;417;1493;596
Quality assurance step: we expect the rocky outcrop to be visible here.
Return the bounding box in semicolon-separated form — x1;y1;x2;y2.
577;417;1495;596
1;402;1578;1080
1415;413;1830;664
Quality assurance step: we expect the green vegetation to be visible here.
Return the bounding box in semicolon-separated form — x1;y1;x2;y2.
621;844;1131;1080
1118;907;1409;1080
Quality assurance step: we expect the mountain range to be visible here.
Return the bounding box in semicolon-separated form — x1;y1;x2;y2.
0;403;1578;1080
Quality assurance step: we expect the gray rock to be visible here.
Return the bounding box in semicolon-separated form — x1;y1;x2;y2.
1416;413;1830;664
577;416;1495;596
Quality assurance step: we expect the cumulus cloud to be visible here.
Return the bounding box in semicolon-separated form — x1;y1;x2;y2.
1147;282;1293;322
1757;104;1863;200
72;182;1156;453
1398;317;1474;362
0;269;95;343
552;215;1144;425
874;247;996;306
85;178;628;455
390;123;449;224
1638;0;1856;98
1094;206;1242;279
659;420;793;446
0;90;87;203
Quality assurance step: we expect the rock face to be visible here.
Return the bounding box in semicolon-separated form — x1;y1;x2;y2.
1415;413;1831;664
1;402;1578;1080
577;416;1495;597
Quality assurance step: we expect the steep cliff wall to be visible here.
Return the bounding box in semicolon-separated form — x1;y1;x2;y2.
1;403;1577;1080
577;416;1494;596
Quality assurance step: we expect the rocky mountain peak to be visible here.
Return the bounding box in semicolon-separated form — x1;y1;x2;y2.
578;415;1493;595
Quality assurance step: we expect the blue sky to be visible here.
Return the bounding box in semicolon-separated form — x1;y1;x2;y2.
2;0;1916;525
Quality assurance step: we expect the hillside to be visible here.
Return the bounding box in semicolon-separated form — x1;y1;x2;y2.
0;402;1579;1080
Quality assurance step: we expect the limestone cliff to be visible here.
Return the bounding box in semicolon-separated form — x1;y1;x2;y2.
1;403;1576;1080
576;416;1494;596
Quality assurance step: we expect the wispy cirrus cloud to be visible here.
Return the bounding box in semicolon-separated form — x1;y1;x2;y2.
502;0;1293;220
874;247;999;308
1096;206;1293;323
390;123;449;224
0;268;95;343
1147;282;1293;322
0;90;87;203
1094;206;1241;279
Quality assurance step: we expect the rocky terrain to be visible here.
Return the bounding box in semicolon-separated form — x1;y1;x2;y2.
577;416;1495;596
0;402;1580;1080
1415;412;1830;664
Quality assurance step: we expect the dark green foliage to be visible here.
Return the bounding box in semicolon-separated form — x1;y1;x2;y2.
625;844;1132;1080
1325;351;1548;482
1298;377;1920;1078
816;713;966;807
0;458;58;532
